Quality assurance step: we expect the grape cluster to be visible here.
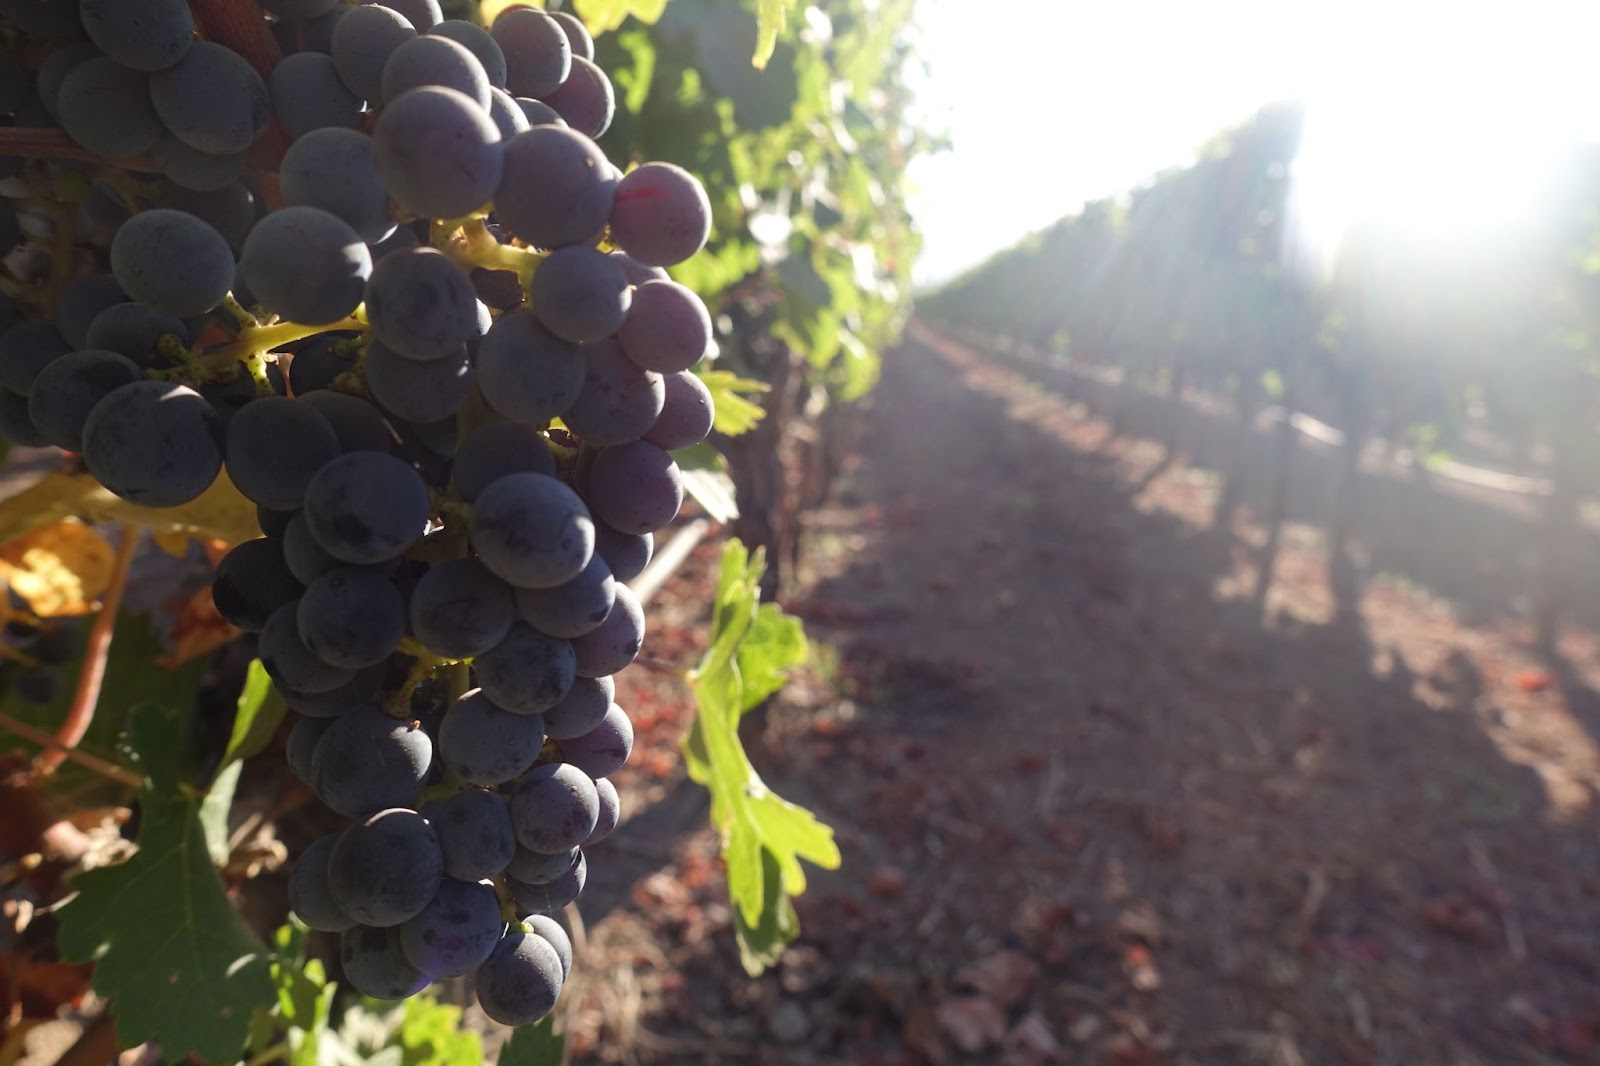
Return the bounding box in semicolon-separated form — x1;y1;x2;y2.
0;0;719;1028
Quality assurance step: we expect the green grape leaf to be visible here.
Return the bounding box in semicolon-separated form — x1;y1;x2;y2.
497;1016;563;1066
684;540;835;973
0;610;210;803
56;703;275;1063
753;0;798;69
571;0;668;34
673;443;739;523
216;659;283;777
395;993;484;1066
697;369;767;436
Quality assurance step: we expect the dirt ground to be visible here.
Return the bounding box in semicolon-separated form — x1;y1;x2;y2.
566;323;1600;1066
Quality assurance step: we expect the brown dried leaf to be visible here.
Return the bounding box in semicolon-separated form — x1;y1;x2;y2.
159;583;239;667
957;950;1040;1010
936;996;1008;1053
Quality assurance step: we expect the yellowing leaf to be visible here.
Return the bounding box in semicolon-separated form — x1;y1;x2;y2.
0;519;114;617
698;370;767;436
753;0;799;69
479;0;536;25
151;530;194;558
0;468;260;550
571;0;668;34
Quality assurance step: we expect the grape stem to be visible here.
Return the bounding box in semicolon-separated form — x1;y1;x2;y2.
30;524;138;780
440;218;546;290
207;313;367;366
0;711;141;788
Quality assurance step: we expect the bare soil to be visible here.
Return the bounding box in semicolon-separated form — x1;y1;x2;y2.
569;323;1600;1066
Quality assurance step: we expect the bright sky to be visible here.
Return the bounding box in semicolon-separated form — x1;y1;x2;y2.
904;0;1600;289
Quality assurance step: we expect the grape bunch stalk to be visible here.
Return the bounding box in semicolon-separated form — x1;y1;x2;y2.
0;0;721;1028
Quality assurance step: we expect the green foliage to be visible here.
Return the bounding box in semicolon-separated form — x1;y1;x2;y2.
496;1017;564;1065
753;0;798;69
56;703;276;1063
674;442;740;522
2;610;209;801
698;369;768;435
216;659;282;773
684;540;837;973
596;0;926;414
251;921;487;1066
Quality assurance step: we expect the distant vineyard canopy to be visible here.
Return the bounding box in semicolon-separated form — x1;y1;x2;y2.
921;101;1600;491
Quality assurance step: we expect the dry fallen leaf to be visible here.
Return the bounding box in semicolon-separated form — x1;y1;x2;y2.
159;583;240;667
936;995;1008;1053
957;951;1040;1010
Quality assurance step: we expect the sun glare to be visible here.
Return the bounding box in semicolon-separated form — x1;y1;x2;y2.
1280;3;1600;276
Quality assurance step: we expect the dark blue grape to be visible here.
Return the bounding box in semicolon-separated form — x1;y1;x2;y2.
373;86;503;220
224;396;341;509
364;338;474;423
268;52;363;139
593;523;652;583
562;337;664;446
82;380;222;506
570;582;643;678
493;125;614;250
438;688;546;786
586;441;683;534
408;558;515;659
56;58;162;158
211;537;303;632
0;321;71;395
541;675;613;741
340;924;431;999
450;420;557;502
331;4;417;104
539;55;613;138
26;349;140;452
280;128;395;245
380;34;490;108
585;777;619;845
289;833;356;932
644;370;715;451
259;602;356;695
424;788;516;882
474;929;564;1026
429;19;507;88
609;162;712;267
557;702;632;779
79;0;193;71
399;878;503;978
509;762;597;854
109;208;235;317
470;472;593;589
303;451;430;564
298;567;407;669
326;807;442;926
514;553;614;639
364;247;481;361
296;390;394;454
474;311;584;424
525;913;573;978
149;41;271;155
618;280;711;373
285;715;332;783
505;846;577;886
241;206;371;326
475;622;576;715
507;850;586;914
